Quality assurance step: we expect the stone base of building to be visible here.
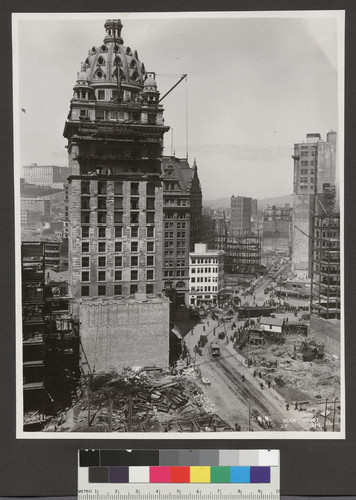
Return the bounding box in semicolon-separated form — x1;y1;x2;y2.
310;315;341;357
71;294;170;373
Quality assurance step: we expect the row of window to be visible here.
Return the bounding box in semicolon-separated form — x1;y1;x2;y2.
164;270;186;277
81;196;155;211
165;222;186;229
81;269;155;282
165;213;187;220
191;258;219;264
81;241;155;253
164;231;186;239
191;267;219;273
164;199;189;206
81;211;155;224
190;286;218;292
164;250;186;257
81;226;155;239
81;255;155;268
81;283;154;297
81;181;156;196
191;277;218;283
164;259;186;268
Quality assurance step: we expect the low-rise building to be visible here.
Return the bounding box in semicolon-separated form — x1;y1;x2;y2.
259;316;284;334
189;243;224;306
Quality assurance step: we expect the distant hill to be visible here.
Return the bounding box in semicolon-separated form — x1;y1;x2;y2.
203;194;293;209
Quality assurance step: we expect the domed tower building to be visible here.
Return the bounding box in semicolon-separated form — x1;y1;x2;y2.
63;20;170;372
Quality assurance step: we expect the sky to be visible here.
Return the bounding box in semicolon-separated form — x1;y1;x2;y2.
13;12;343;200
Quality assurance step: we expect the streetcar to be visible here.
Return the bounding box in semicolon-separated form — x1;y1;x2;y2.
210;342;221;357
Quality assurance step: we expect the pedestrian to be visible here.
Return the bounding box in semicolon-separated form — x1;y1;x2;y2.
242;375;245;382
295;402;298;410
253;370;256;377
207;321;209;326
260;383;264;390
259;371;262;378
268;381;271;389
286;403;289;411
203;326;205;332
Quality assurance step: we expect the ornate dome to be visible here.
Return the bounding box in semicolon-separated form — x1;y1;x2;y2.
80;19;146;90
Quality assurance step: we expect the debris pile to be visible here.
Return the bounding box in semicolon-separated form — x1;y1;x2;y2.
46;365;231;433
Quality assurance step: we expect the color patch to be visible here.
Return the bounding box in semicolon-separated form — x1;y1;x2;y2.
230;466;250;483
179;450;200;466
80;450;100;467
211;466;230;483
258;450;279;466
250;467;270;483
140;450;160;466
199;450;219;466
190;466;210;483
170;466;190;483
238;450;259;466
129;466;149;483
150;466;170;483
159;450;180;466
89;467;108;483
219;450;239;466
108;467;129;483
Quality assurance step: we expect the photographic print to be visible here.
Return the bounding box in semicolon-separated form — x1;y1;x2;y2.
13;11;344;437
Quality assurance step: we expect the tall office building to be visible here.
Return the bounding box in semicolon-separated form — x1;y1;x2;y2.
230;196;252;236
162;156;202;305
63;19;170;371
291;131;337;278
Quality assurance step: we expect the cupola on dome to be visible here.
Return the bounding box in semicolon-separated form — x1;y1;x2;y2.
76;19;147;90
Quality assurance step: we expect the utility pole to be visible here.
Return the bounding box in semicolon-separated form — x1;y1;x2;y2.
332;398;337;432
108;396;113;432
324;398;328;432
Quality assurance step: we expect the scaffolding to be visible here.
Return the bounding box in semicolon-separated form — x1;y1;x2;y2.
217;234;262;274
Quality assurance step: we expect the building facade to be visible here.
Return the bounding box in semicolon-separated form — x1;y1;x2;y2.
162;156;202;304
63;19;170;370
24;164;70;189
291;131;337;278
231;196;252;236
189;243;224;306
262;204;292;252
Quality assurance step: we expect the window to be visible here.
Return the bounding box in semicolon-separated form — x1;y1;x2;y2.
98;90;105;100
98;256;106;267
81;271;90;282
147;183;155;195
115;256;122;267
130;198;139;210
81;257;89;268
146;212;155;224
147;256;154;266
82;242;89;253
81;285;89;297
114;270;122;281
98;242;106;253
98;181;107;194
131;270;138;281
96;109;105;120
131;182;139;195
115;242;122;253
115;226;122;238
146;284;154;294
131;242;138;252
115;212;123;223
148;114;156;124
130;213;139;224
81;197;90;209
81;182;90;194
146;198;155;210
97;212;106;224
131;227;138;238
147;242;154;252
98;271;106;282
98;227;106;238
114;284;122;295
98;197;106;210
130;284;138;294
114;197;123;209
131;256;138;267
114;182;123;195
81;213;90;224
82;226;89;238
98;285;106;296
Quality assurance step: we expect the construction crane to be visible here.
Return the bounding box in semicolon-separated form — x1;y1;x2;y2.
159;74;187;103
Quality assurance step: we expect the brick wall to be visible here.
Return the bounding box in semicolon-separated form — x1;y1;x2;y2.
74;296;170;372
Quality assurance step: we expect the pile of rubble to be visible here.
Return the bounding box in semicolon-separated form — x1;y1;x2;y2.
245;336;340;401
47;364;230;433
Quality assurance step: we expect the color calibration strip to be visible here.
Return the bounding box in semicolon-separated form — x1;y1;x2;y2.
79;450;279;485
